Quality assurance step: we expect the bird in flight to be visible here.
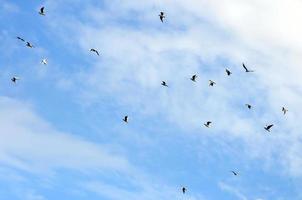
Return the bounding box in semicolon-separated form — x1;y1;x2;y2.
204;121;212;128
245;104;252;109
209;80;216;86
182;187;187;194
159;12;165;23
26;42;34;48
226;69;232;76
11;76;20;83
242;63;254;72
39;7;45;16
231;171;238;176
190;74;197;82
41;59;48;65
161;81;168;87
16;36;25;42
123;116;128;123
90;48;99;56
282;107;288;115
264;124;274;132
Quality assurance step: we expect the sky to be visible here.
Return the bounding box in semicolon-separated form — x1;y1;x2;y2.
1;0;302;199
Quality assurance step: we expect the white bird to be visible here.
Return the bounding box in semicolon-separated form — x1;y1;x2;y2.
41;59;48;65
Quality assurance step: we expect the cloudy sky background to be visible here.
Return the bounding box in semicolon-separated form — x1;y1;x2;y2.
1;0;302;199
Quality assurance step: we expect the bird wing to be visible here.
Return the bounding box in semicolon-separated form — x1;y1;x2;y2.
242;63;248;71
41;7;44;13
268;124;273;129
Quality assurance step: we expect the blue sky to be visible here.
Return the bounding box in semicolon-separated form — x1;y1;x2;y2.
1;0;302;199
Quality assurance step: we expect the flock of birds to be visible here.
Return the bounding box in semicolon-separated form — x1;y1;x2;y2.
11;7;289;195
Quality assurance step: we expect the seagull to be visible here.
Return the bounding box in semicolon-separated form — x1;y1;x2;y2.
41;59;48;65
242;63;254;72
90;48;99;56
182;187;187;194
159;12;165;23
226;69;232;76
264;124;274;132
161;81;168;87
16;36;25;42
245;104;252;109
26;42;34;48
123;116;128;123
282;107;288;115
190;74;197;82
209;80;216;86
231;171;238;176
39;7;45;15
204;121;212;128
11;76;20;83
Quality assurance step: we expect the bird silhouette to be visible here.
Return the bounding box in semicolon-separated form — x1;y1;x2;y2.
26;42;34;48
182;187;186;194
123;116;128;123
161;81;168;87
16;36;25;42
204;121;212;128
209;80;216;86
242;63;254;72
159;12;165;23
231;171;238;176
264;124;274;132
90;48;99;56
282;107;288;115
41;59;48;65
245;104;252;109
226;69;232;76
39;7;45;15
11;76;20;83
190;74;197;82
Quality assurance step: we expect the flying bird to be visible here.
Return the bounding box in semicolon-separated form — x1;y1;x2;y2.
282;107;288;115
41;59;48;65
16;36;25;42
161;81;168;87
264;124;274;132
245;104;252;109
226;69;232;76
90;48;99;56
242;63;254;72
123;116;128;123
190;74;197;82
39;7;45;15
159;12;165;23
182;187;187;194
209;80;216;86
231;171;238;176
204;121;212;128
26;42;34;48
11;76;20;83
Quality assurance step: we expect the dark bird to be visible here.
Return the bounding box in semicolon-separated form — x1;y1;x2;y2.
231;171;238;176
204;121;212;128
242;63;254;72
161;81;168;87
123;116;128;123
182;187;186;194
264;124;274;132
11;76;20;83
39;7;45;15
282;107;288;115
209;80;216;86
245;104;252;109
190;74;197;82
16;36;25;42
90;48;99;56
26;42;34;48
159;12;165;23
226;69;232;76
